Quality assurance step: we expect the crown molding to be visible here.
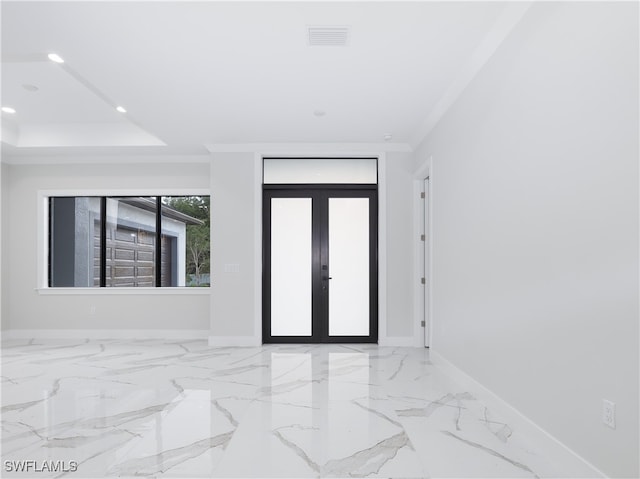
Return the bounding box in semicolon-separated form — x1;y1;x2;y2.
205;142;413;154
0;144;210;165
409;1;534;150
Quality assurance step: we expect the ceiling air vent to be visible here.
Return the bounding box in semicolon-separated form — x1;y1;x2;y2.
308;26;350;46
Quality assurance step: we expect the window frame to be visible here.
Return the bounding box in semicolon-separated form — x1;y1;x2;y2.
37;189;211;294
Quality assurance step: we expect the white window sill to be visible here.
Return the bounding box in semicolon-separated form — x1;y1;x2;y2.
36;287;211;296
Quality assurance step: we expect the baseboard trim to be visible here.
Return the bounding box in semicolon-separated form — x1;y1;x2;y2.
430;350;606;478
379;335;422;347
2;329;209;340
208;335;261;347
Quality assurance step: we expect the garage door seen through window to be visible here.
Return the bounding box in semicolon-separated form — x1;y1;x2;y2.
48;196;210;288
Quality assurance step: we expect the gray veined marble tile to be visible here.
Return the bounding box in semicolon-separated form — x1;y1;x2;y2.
83;352;142;362
169;375;255;388
321;363;372;378
271;428;320;473
62;375;136;386
271;357;312;382
1;379;60;414
258;378;324;396
211;400;239;427
101;364;168;376
164;340;206;353
253;397;320;410
442;430;539;478
177;351;243;362
1;419;47;441
170;379;186;395
127;353;187;365
324;352;367;367
108;431;234;476
42;428;137;448
273;427;416;478
395;392;475;419
27;339;91;353
209;364;269;377
1;340;565;478
47;402;177;433
481;406;513;443
1;397;47;414
388;355;407;381
336;344;366;354
228;349;268;365
1;339;42;350
322;431;413;477
29;352;103;364
351;399;404;429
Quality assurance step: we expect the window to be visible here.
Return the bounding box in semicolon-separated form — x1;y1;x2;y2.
48;196;210;288
263;158;378;184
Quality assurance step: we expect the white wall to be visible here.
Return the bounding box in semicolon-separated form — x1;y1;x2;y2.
209;152;258;341
2;159;210;332
0;162;6;331
208;151;416;345
385;152;415;338
2;150;415;343
414;3;638;477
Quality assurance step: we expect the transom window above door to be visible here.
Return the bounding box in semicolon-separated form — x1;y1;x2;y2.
263;158;377;184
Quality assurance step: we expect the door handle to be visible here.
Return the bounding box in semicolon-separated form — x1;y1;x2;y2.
322;276;332;280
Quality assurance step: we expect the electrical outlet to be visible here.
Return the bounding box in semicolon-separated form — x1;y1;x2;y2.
602;399;616;429
90;306;96;315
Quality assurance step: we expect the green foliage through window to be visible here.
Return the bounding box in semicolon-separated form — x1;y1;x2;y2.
163;196;210;286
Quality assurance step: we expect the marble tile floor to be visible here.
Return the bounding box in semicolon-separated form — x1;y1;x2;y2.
1;339;563;478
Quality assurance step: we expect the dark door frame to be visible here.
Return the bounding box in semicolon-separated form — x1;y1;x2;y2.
263;184;378;343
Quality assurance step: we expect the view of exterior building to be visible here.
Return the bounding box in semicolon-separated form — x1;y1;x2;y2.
49;197;204;287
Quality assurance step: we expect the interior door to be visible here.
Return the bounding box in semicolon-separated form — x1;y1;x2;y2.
423;177;430;348
263;187;377;343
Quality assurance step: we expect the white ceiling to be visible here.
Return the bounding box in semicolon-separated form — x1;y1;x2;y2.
1;1;523;154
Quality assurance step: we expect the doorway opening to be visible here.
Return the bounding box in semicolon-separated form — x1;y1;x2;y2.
262;158;378;344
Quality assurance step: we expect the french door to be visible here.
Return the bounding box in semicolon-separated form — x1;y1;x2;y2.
263;186;378;343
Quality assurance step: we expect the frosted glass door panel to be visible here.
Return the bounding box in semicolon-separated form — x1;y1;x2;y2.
271;198;312;336
328;198;370;336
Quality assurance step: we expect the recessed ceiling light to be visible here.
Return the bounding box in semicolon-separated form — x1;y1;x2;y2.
116;106;127;113
313;110;326;117
47;53;64;63
383;134;393;142
22;84;39;92
1;107;16;114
